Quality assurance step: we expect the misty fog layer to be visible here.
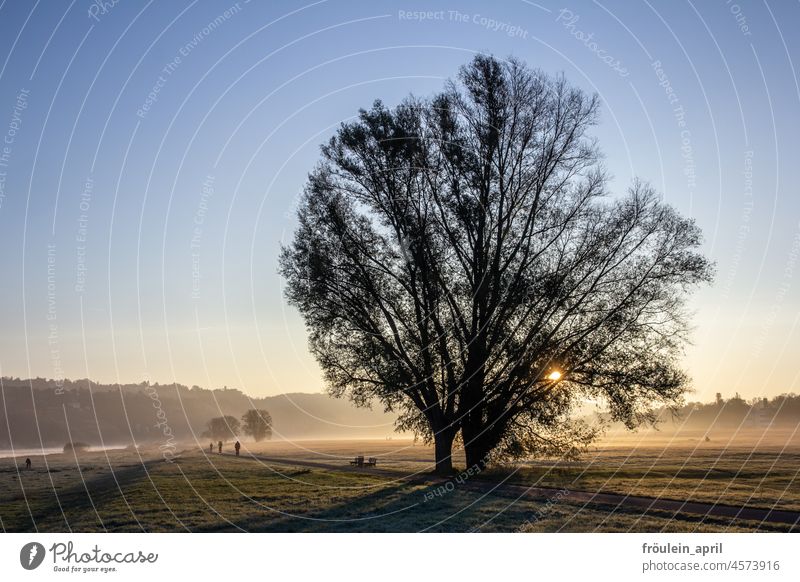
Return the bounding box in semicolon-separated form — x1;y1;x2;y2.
0;378;397;449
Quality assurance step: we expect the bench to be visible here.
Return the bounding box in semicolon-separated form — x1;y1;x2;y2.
349;456;377;467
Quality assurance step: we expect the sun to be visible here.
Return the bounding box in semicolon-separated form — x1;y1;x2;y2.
547;370;563;381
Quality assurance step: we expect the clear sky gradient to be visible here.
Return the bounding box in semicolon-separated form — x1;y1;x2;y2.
0;0;798;401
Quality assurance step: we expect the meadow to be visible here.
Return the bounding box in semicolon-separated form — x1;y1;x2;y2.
1;428;798;533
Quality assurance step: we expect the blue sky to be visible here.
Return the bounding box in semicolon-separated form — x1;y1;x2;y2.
0;0;798;400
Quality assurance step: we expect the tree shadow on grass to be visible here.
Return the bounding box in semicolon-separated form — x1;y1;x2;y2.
190;479;416;532
201;476;546;532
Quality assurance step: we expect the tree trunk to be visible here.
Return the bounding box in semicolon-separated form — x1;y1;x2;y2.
433;428;456;474
463;439;492;471
461;333;489;469
463;411;501;470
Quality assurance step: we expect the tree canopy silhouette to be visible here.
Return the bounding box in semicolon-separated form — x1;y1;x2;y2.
241;409;273;442
280;55;713;472
204;416;240;442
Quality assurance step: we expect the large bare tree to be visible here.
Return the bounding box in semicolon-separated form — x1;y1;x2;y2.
280;55;713;473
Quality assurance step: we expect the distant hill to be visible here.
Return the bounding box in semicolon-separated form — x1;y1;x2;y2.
0;377;399;449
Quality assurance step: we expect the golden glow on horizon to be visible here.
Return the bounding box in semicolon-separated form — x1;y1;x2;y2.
547;370;562;381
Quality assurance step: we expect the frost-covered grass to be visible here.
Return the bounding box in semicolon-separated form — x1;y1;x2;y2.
0;441;795;532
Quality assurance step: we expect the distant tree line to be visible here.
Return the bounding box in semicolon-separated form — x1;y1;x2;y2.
659;393;800;428
0;378;267;448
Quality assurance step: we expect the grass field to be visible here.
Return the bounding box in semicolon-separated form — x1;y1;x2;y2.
1;429;798;532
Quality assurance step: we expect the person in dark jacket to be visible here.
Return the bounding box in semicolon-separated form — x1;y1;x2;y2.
234;441;241;456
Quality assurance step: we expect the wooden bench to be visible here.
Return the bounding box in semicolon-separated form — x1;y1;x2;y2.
349;456;377;467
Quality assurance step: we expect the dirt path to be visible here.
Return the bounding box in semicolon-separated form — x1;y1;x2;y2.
218;450;800;527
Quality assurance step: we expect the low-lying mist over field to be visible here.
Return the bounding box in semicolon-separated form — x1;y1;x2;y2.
2;377;798;455
0;377;398;450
